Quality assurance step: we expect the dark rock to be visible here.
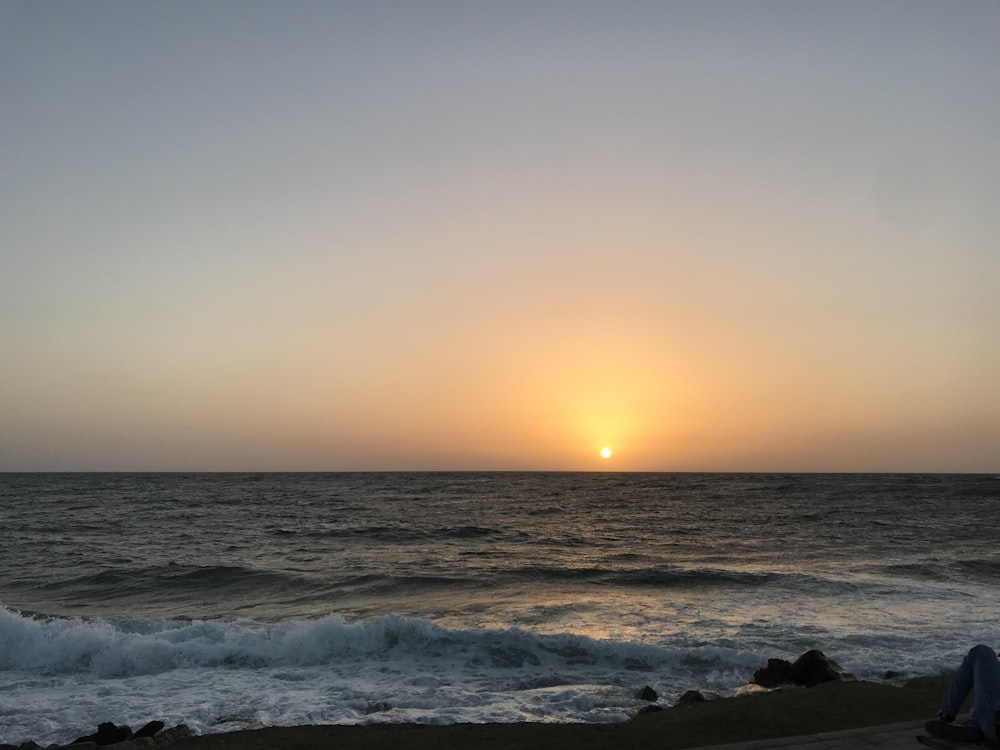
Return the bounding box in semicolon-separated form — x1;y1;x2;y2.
753;657;792;687
882;670;902;680
73;724;133;747
753;650;855;688
132;723;164;741
18;743;43;750
150;726;191;746
635;685;658;702
95;723;132;747
788;649;854;687
674;690;707;705
677;688;723;704
635;704;664;714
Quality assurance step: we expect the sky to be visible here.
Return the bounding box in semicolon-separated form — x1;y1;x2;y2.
1;1;998;472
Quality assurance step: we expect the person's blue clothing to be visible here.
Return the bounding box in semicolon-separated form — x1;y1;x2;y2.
941;644;1000;742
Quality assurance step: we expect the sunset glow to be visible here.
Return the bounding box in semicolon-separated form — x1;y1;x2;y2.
600;448;612;460
1;2;997;472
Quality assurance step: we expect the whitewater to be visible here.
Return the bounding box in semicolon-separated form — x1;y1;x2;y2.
2;473;999;744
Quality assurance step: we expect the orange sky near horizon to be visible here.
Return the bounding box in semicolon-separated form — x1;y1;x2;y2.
1;1;998;472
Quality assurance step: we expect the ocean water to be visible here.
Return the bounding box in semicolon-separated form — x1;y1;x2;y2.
1;472;999;744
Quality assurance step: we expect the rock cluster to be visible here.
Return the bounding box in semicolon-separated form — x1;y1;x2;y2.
751;649;855;688
634;649;857;712
2;722;191;750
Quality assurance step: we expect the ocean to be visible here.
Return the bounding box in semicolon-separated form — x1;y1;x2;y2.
1;472;998;745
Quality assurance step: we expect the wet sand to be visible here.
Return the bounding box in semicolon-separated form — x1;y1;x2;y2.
167;676;951;750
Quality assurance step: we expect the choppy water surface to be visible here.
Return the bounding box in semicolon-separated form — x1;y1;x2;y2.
2;472;998;744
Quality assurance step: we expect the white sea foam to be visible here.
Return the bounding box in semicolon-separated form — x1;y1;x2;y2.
0;602;992;745
0;606;769;744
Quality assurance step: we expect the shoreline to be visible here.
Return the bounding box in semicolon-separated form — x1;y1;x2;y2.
148;677;951;750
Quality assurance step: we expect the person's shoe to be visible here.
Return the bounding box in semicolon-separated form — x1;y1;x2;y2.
924;719;984;742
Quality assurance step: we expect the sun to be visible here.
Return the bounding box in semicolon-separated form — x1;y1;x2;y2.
600;447;612;459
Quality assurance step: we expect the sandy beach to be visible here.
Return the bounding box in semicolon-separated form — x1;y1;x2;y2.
161;676;951;750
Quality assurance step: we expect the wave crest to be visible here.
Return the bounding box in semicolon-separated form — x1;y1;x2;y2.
0;606;695;678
